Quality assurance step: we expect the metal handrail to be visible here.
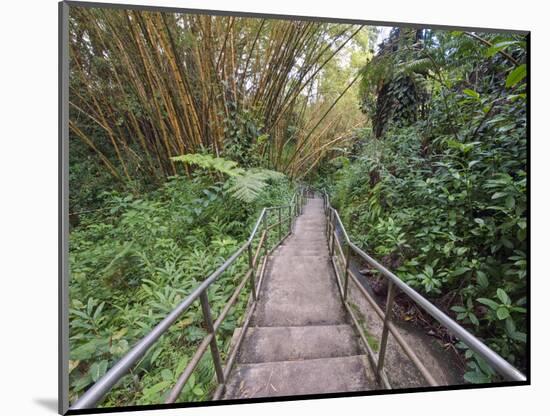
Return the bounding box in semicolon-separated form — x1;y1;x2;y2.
317;187;526;384
70;188;307;410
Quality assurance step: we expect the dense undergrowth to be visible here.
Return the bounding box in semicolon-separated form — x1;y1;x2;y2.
68;172;294;405
316;30;527;382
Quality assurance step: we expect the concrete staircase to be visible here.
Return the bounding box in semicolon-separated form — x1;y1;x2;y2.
223;197;375;399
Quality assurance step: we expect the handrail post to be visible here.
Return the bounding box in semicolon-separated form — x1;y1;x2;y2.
343;243;351;301
329;210;336;258
325;201;329;236
288;205;292;233
247;243;257;301
263;211;269;258
199;292;225;385
278;206;282;242
377;280;395;380
327;209;333;250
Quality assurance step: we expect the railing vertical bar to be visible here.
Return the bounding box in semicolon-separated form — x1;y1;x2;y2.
199;292;224;385
330;223;336;259
325;207;329;238
343;242;351;301
263;211;269;257
247;243;257;301
377;280;395;378
328;210;334;253
288;205;292;233
278;207;282;242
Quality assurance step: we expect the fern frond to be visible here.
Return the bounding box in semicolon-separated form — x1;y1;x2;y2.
172;154;286;203
396;57;433;75
249;168;285;181
227;171;270;203
171;154;244;177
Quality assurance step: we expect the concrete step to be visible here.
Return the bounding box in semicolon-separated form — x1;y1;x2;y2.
282;237;327;247
252;255;347;326
223;355;374;399
223;197;377;400
276;244;328;256
237;324;361;363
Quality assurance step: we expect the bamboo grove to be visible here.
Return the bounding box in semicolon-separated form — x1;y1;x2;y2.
69;8;371;184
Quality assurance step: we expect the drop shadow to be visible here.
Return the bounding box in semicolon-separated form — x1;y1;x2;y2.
34;398;58;413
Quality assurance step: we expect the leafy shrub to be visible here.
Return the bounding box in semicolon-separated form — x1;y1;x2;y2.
68;171;294;405
322;30;527;382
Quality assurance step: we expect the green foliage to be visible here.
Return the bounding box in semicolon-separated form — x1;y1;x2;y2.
171;154;243;177
171;153;285;203
228;169;285;203
506;64;526;88
359;28;432;137
323;30;527;383
68;171;294;406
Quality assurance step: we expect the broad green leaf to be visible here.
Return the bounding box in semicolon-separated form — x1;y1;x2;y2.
72;373;93;392
70;308;89;320
496;307;510;320
450;266;470;277
71;340;103;360
150;347;163;365
93;302;105;320
175;356;189;376
463;89;480;99
505;317;516;335
112;328;128;340
476;271;489;288
497;288;511;305
477;298;499;310
143;380;171;397
486;40;519;58
161;369;173;381
87;298;95;316
505;64;526;88
90;360;109;382
464;371;491;384
491;191;507;199
468;312;479;326
510;331;527;343
110;339;129;356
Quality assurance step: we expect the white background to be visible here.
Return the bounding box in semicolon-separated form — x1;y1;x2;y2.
1;0;547;414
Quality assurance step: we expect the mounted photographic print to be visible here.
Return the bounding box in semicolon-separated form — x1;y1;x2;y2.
59;1;529;414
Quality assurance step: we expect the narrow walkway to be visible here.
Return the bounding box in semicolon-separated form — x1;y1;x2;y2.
223;197;375;399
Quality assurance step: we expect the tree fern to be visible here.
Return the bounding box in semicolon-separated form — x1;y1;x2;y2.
227;171;270;203
170;154;244;177
172;154;285;203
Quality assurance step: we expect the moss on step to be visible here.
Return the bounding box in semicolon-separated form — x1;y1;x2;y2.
349;301;379;352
